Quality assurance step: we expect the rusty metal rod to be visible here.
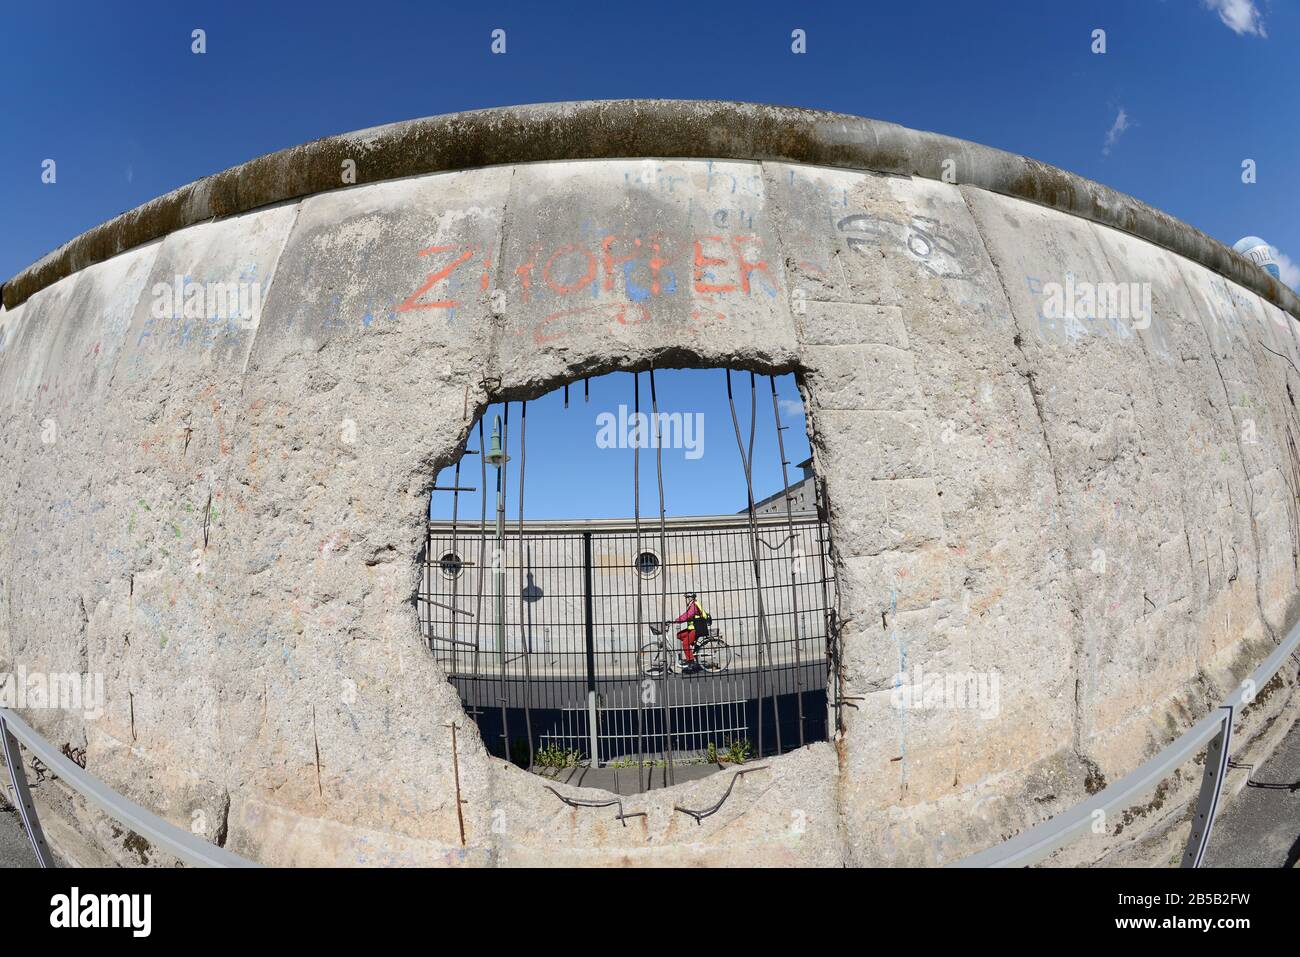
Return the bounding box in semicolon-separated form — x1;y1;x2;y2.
448;450;462;657
447;722;467;846
517;400;535;770
471;417;487;717
650;366;675;783
544;786;646;825
769;375;806;748
633;370;647;792
673;765;769;824
496;403;511;760
726;369;781;758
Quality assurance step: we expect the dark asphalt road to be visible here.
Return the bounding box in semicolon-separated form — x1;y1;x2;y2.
0;806;37;868
1204;713;1300;868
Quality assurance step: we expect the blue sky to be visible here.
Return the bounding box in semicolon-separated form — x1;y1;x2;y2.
2;0;1295;515
432;371;810;520
3;0;1296;287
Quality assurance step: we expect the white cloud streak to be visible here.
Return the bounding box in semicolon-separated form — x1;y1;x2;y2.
1203;0;1267;37
1102;108;1130;156
1274;249;1300;292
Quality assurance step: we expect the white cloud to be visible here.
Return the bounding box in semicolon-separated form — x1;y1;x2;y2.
778;398;804;419
1275;248;1300;291
1203;0;1267;37
1102;108;1130;156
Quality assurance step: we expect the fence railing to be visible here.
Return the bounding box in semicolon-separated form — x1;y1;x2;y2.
953;617;1300;867
0;707;256;868
418;514;837;768
2;595;1294;869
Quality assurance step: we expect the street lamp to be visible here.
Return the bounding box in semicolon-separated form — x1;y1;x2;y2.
484;415;509;470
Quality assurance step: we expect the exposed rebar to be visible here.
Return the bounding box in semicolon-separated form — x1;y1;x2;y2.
812;472;843;737
496;403;512;760
633;371;647;792
726;370;781;758
472;418;487;717
544;786;646;826
769;375;806;747
448;452;462;656
650;366;675;783
517;400;535;770
673;766;770;824
446;722;467;846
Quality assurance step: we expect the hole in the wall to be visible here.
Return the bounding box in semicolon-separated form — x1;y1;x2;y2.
417;366;840;793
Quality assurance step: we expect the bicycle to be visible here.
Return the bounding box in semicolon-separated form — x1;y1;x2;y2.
639;622;733;676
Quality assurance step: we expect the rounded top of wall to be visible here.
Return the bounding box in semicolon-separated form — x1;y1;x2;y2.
4;99;1297;319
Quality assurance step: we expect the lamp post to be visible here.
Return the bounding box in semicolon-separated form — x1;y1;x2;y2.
483;414;511;761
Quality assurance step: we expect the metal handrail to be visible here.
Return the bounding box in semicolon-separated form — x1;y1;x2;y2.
954;619;1300;867
0;707;257;868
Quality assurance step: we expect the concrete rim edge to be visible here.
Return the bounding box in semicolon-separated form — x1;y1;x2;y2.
3;98;1297;319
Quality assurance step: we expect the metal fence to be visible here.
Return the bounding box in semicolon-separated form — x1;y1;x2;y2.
418;514;836;768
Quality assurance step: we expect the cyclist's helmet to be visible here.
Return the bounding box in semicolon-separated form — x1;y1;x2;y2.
684;592;697;601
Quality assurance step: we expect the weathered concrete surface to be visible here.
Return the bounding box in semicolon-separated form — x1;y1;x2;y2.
1;107;1298;867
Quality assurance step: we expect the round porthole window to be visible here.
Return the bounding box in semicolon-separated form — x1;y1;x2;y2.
633;550;661;578
439;552;464;580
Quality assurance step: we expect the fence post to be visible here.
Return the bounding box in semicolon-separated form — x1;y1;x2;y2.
0;714;55;867
583;531;600;767
1181;705;1233;868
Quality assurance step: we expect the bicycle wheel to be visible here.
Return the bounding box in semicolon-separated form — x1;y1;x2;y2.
638;642;667;676
694;638;731;673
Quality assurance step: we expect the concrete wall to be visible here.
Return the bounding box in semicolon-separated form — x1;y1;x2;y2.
2;132;1298;866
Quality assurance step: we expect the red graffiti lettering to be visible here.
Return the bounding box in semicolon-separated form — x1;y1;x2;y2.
544;243;597;295
694;236;735;293
514;246;539;302
534;302;650;345
647;239;668;296
601;236;639;292
396;245;474;312
732;236;769;293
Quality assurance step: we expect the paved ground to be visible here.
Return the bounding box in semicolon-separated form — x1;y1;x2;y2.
1204;714;1300;868
537;760;728;795
0;806;37;868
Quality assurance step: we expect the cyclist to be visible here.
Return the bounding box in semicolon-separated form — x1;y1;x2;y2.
674;592;711;674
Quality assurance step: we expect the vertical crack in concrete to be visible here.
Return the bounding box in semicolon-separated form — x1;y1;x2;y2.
1087;238;1228;683
1179;281;1281;647
214;790;231;848
481;166;517;395
239;200;303;381
1251;304;1300;622
959;185;1091;761
311;705;323;798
